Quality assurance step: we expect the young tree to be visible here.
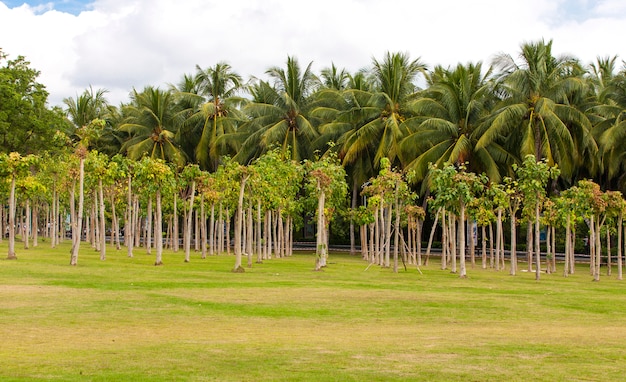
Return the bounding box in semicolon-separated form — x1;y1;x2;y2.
430;163;486;278
134;157;175;265
306;153;348;271
0;152;38;259
514;155;560;280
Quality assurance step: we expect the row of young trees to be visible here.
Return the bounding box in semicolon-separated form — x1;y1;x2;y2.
1;142;625;280
0;144;348;271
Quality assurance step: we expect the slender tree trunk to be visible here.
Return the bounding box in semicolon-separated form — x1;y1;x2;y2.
425;208;441;266
7;176;17;259
32;202;39;247
210;202;215;256
527;221;533;272
233;174;249;272
155;189;163;266
315;185;327;271
350;180;357;256
534;201;541;281
146;198;153;255
173;193;179;252
393;189;400;273
606;228;612;276
489;223;494;268
201;194;207;259
247;204;253;267
70;157;85;266
51;186;57;248
510;215;517;276
126;175;134;257
256;201;262;263
459;202;467;278
564;215;571;277
618;216;623;280
481;225;487;269
449;211;456;273
594;217;602;282
184;180;196;262
495;208;502;271
99;178;106;261
23;199;30;250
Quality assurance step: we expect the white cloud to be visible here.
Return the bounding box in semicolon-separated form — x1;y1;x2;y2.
1;0;625;106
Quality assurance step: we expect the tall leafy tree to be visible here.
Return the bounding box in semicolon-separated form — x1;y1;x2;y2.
400;62;504;185
589;61;626;191
476;39;595;180
331;52;426;182
0;152;38;259
235;56;319;163
0;50;61;154
177;63;246;170
119;86;186;167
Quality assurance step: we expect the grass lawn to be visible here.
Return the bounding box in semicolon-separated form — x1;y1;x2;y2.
1;241;626;381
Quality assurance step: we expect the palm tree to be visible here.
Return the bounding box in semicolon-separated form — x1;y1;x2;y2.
319;63;350;91
590;61;626;191
476;39;595;180
119;86;187;167
234;56;319;163
176;63;246;171
399;62;505;184
338;52;426;171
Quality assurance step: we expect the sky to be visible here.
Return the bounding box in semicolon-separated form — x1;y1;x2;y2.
1;0;626;107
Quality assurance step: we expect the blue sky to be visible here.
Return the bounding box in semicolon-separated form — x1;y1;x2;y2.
1;0;92;15
1;0;626;106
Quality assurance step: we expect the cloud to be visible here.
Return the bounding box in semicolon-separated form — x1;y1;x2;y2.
1;0;626;107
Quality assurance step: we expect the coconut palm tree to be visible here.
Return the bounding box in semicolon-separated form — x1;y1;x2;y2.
476;39;596;180
338;52;426;171
234;56;319;164
119;86;186;167
176;63;246;171
591;61;626;191
399;62;505;185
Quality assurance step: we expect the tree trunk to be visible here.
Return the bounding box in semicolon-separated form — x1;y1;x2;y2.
23;199;30;250
425;208;440;266
510;215;517;276
173;193;179;252
618;216;623;280
247;204;253;267
126;175;134;257
233;174;249;272
606;228;612;276
99;178;106;261
534;201;541;281
481;225;487;269
70;157;85;266
350;180;357;256
256;200;262;263
201;194;207;259
594;217;602;282
7;176;17;259
393;190;400;273
564;215;571;277
495;208;502;271
459;202;467;278
32;201;39;247
155;189;164;265
210;202;215;256
146;198;153;255
315;185;327;271
184;180;196;262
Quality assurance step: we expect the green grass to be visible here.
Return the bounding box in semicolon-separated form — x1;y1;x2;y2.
2;241;626;381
